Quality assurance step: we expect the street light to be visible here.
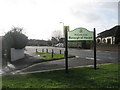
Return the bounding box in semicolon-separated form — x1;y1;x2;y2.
60;22;64;37
60;22;68;73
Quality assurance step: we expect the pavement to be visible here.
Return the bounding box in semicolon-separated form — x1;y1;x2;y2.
11;54;44;70
2;52;118;75
2;54;44;75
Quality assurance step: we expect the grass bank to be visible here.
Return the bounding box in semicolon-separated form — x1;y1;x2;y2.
36;52;75;60
2;63;119;88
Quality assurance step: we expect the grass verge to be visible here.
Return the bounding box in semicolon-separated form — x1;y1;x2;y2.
36;52;75;60
2;63;119;88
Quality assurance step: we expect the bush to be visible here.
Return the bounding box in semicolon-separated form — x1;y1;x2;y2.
2;27;28;61
4;27;28;49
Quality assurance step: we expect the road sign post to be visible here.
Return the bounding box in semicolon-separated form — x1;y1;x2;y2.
68;27;93;41
67;27;97;70
60;50;61;54
42;49;44;52
94;28;96;70
64;26;68;73
36;49;38;53
52;49;54;58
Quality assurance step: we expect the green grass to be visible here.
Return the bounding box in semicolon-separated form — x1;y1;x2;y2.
36;52;75;60
0;76;1;89
2;63;119;88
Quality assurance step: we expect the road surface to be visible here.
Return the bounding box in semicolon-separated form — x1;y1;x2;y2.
5;46;118;74
25;46;118;62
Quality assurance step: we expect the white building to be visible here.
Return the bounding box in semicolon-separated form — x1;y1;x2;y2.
96;25;120;44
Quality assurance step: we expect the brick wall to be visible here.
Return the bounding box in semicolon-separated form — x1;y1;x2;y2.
96;44;120;51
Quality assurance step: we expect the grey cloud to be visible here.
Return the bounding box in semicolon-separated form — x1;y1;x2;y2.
70;2;118;23
70;7;101;23
118;1;120;24
98;2;118;11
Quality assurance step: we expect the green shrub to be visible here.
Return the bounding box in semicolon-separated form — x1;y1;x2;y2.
4;27;28;49
3;27;28;60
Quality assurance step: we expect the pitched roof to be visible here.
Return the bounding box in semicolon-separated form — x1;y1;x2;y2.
97;25;120;38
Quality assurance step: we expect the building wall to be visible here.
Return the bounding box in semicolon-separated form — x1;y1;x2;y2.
96;44;119;51
11;48;24;62
96;36;115;44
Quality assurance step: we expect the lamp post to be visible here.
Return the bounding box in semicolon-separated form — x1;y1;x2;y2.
60;22;64;37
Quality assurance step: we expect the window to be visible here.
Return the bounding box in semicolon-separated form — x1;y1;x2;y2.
97;39;100;43
103;39;106;43
107;38;111;44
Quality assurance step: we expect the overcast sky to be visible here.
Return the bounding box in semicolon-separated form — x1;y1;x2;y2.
0;0;119;40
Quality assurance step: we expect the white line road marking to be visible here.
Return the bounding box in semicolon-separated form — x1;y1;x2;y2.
86;57;101;60
76;56;79;58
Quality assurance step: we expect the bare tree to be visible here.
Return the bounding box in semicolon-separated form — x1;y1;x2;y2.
11;26;23;33
51;30;62;41
51;30;63;46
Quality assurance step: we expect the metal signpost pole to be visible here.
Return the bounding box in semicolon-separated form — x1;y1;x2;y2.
64;26;68;73
94;28;96;70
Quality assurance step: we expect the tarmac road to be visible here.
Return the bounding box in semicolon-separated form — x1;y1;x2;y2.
25;46;119;62
7;46;118;74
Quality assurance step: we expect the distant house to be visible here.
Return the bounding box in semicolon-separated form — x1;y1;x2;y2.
96;25;120;44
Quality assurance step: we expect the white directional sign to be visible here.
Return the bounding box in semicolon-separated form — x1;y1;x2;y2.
68;27;93;41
